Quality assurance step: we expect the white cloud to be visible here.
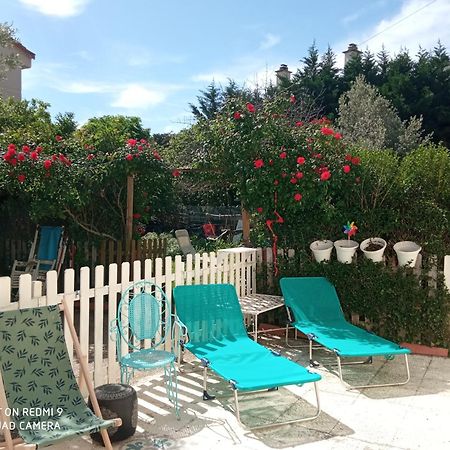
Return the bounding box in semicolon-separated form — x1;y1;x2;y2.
259;33;281;51
19;0;90;17
336;0;450;68
111;84;166;109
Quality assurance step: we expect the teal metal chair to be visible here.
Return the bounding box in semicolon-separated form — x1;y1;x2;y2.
111;281;186;416
173;283;321;430
280;277;411;389
10;225;66;289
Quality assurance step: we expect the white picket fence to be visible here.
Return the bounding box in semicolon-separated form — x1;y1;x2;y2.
0;249;449;390
0;249;263;388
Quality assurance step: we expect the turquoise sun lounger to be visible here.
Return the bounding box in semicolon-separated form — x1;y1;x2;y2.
173;283;321;429
280;277;411;389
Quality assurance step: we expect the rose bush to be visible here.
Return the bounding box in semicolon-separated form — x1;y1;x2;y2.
0;135;175;240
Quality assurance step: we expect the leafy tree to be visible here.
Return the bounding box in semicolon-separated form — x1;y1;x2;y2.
54;112;78;138
0;23;19;81
76;115;151;153
337;76;429;154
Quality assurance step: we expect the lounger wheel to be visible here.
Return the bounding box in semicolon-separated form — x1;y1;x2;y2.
384;354;395;360
89;383;138;444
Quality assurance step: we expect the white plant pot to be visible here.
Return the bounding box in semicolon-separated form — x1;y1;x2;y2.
360;237;387;263
334;239;359;264
393;241;421;267
310;240;333;263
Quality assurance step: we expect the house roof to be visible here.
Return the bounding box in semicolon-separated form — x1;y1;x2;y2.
13;41;35;60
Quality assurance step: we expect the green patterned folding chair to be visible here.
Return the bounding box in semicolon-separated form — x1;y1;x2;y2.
111;281;186;417
280;277;411;389
173;283;321;430
0;300;120;449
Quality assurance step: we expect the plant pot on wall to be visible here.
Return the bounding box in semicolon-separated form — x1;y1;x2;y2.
393;241;421;268
360;238;387;263
334;239;359;264
310;240;333;263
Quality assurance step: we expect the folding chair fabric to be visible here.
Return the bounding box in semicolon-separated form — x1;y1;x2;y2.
0;305;114;447
173;284;320;391
280;277;410;358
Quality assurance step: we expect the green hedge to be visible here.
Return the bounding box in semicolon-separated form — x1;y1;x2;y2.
260;254;450;349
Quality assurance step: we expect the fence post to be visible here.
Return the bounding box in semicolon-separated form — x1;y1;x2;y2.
94;265;105;386
63;269;76;364
18;273;33;308
0;277;11;308
79;266;91;394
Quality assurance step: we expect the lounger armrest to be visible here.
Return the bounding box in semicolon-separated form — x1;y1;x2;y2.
172;317;189;352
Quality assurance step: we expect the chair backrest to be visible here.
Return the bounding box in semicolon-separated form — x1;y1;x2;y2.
173;284;248;345
0;305;90;440
36;226;64;271
175;229;196;256
202;223;216;238
116;281;170;352
280;277;347;325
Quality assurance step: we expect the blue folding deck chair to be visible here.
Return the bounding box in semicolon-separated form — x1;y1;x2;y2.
280;277;411;389
173;283;321;430
10;225;66;289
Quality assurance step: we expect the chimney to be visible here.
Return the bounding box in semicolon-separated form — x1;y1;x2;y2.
275;64;291;86
343;43;362;66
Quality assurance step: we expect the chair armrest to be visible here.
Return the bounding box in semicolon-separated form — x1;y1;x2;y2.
285;305;295;324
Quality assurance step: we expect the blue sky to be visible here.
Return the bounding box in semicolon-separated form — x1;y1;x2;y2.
3;0;450;133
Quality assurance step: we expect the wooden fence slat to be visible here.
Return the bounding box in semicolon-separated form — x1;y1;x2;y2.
18;273;33;308
64;269;75;364
94;265;105;386
0;277;11;307
107;263;120;383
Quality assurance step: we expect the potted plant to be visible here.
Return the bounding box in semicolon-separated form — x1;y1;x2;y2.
310;239;334;262
393;241;422;267
334;222;359;264
360;237;387;263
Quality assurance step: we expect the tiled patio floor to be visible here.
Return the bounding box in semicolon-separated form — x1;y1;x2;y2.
48;336;450;450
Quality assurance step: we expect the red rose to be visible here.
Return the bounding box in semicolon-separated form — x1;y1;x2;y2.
290;177;297;184
334;132;342;140
343;165;351;174
351;156;361;165
172;169;180;177
125;153;133;161
320;170;331;181
137;145;143;152
17;174;26;183
36;146;43;153
133;213;141;219
30;151;38;160
55;135;63;142
345;154;352;161
153;150;162;160
246;103;255;113
295;171;303;179
295;121;304;127
22;145;30;153
10;158;17;166
2;153;10;161
320;127;334;136
253;159;264;169
17;153;25;162
281;171;287;178
233;111;242;119
43;159;52;170
269;159;274;166
290;95;296;104
274;179;279;186
127;139;138;147
296;156;305;165
87;154;94;160
51;154;58;161
256;207;263;214
279;151;287;159
140;138;147;144
294;193;302;202
7;144;16;153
